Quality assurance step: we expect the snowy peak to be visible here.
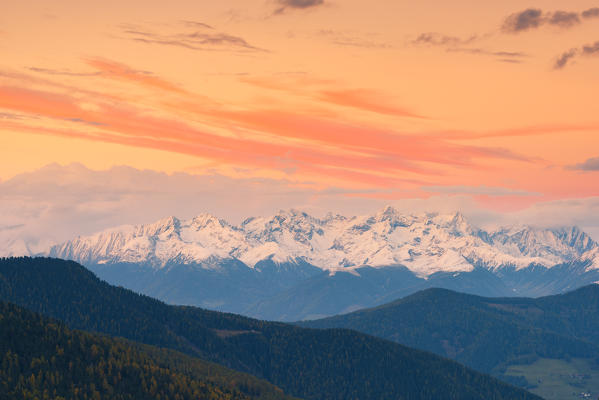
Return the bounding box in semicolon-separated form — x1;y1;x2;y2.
489;225;597;266
47;206;598;276
580;247;599;271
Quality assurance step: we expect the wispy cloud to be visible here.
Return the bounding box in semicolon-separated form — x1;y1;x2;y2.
180;20;214;30
240;75;423;118
318;29;392;49
423;184;539;197
553;41;599;69
0;112;30;120
447;47;528;61
119;22;267;53
316;89;426;118
273;0;325;15
411;32;525;63
567;157;599;171
554;49;578;69
0;62;535;191
84;58;188;94
411;32;478;47
28;67;101;77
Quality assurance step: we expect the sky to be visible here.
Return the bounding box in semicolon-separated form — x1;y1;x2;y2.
1;0;599;248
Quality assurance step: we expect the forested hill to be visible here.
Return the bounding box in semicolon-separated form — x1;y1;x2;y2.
0;301;295;400
0;257;541;400
300;286;599;376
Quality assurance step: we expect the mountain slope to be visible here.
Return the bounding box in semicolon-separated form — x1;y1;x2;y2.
301;285;599;378
0;257;541;400
0;301;295;400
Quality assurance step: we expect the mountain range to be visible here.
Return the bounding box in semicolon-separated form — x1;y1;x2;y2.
35;207;599;320
0;257;540;400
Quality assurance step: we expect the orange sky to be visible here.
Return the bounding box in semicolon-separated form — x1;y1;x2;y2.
1;0;599;213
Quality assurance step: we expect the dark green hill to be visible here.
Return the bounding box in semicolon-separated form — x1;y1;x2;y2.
0;301;294;400
300;286;599;377
0;257;540;400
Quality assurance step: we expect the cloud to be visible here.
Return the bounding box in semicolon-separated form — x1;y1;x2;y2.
387;195;599;241
317;29;391;49
502;8;596;33
316;89;425;118
582;41;599;55
497;58;524;64
180;20;214;29
0;112;29;120
441;123;599;140
554;48;578;69
2;164;599;257
447;47;527;59
241;75;423;117
0;76;535;192
28;67;102;77
0;163;391;254
547;11;580;28
553;41;599;69
84;58;188;94
423;185;539;197
502;9;544;33
119;23;267;53
411;33;524;62
567;157;599;171
274;0;325;15
411;32;477;47
582;8;599;18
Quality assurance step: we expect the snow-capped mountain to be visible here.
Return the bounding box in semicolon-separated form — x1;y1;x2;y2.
48;206;599;277
51;214;250;269
40;206;599;321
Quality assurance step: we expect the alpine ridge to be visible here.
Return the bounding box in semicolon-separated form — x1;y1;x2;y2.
41;206;599;320
48;207;599;275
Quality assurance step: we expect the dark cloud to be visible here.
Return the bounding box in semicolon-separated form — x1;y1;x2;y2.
274;0;325;15
553;49;578;69
121;25;267;53
493;51;527;57
582;8;599;18
582;41;599;55
567;157;599;171
497;58;524;64
502;8;599;33
280;0;324;8
554;41;599;69
548;11;581;28
502;9;544;33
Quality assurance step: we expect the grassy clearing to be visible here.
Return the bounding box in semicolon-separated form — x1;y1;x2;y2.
506;358;599;400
